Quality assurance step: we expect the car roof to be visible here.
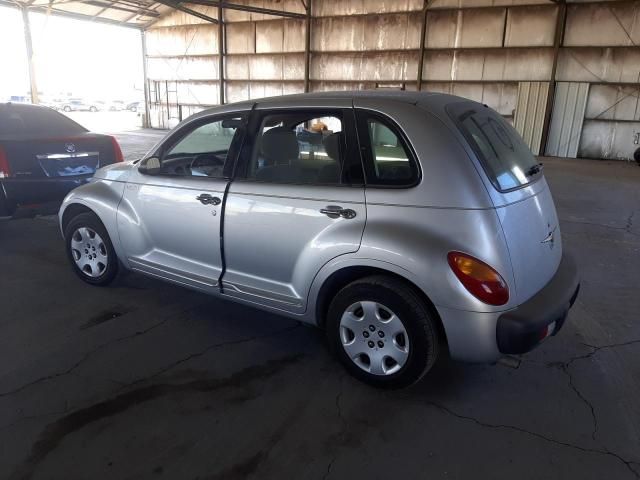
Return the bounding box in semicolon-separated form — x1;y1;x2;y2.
191;90;471;122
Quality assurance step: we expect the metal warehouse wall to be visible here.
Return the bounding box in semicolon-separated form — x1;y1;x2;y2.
143;0;640;161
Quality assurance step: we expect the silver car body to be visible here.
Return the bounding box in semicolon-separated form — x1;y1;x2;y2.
59;91;570;363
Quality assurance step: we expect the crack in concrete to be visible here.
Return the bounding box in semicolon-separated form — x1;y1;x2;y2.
126;323;302;386
426;401;640;479
0;313;175;398
561;218;639;237
2;322;301;434
322;376;347;480
10;354;305;480
626;211;635;233
538;339;640;445
579;339;640;358
558;363;598;441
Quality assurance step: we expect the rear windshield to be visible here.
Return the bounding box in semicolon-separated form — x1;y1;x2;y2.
0;105;87;136
447;102;538;192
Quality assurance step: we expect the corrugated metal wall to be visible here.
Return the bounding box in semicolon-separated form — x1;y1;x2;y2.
546;82;589;158
514;81;549;155
142;0;640;160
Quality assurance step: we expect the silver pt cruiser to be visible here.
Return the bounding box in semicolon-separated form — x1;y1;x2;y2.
59;91;580;388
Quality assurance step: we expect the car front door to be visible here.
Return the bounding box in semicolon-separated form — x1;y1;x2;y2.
221;103;366;313
117;112;246;293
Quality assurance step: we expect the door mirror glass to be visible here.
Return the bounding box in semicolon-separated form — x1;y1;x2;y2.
138;156;162;175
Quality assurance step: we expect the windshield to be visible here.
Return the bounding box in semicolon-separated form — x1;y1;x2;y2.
448;102;538;191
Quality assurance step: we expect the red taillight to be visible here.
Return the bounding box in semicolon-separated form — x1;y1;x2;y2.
109;136;124;162
0;145;10;178
447;252;509;306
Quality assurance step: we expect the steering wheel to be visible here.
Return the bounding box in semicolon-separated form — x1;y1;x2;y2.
189;153;225;177
191;153;224;169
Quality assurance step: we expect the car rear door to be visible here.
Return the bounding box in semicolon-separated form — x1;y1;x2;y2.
117;112;247;293
221;101;366;314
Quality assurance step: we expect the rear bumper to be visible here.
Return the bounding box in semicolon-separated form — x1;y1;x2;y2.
438;251;579;363
1;176;92;215
496;252;580;355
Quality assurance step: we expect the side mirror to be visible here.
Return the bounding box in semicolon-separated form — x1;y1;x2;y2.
138;156;161;175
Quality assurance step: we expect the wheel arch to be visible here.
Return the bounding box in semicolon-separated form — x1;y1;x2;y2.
313;264;448;348
61;203;96;233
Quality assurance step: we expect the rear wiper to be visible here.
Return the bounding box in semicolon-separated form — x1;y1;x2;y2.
525;162;543;177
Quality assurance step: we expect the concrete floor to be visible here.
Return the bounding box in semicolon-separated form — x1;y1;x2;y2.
1;130;639;479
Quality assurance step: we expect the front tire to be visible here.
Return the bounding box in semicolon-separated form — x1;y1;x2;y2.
326;275;440;388
64;212;118;286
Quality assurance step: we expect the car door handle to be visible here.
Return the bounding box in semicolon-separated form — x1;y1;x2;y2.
196;194;221;206
320;205;357;219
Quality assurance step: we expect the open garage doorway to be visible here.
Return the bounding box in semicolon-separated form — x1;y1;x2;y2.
0;5;146;135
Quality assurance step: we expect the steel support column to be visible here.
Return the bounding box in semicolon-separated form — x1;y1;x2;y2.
416;0;431;91
218;3;225;104
21;7;39;104
304;0;311;92
141;30;151;128
540;1;567;154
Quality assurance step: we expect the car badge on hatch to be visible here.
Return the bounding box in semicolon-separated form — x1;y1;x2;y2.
541;224;557;250
65;143;76;153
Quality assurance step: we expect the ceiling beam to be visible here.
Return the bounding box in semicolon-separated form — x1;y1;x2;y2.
85;0;160;16
155;0;218;23
0;0;145;27
182;0;306;20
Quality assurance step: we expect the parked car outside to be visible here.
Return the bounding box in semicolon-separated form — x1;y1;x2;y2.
0;102;124;218
59;91;580;388
39;99;62;111
60;99;102;112
126;101;140;112
108;100;126;111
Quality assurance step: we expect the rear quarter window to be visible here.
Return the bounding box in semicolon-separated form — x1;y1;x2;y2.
447;102;539;192
0;106;87;136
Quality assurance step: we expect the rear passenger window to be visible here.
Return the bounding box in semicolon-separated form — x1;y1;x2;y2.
246;112;346;185
357;112;418;186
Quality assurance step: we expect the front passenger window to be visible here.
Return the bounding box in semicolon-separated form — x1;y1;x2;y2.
160;118;242;177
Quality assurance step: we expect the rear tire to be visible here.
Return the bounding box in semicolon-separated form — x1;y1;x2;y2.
64;212;118;286
89;106;98;112
326;275;440;389
0;193;15;218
